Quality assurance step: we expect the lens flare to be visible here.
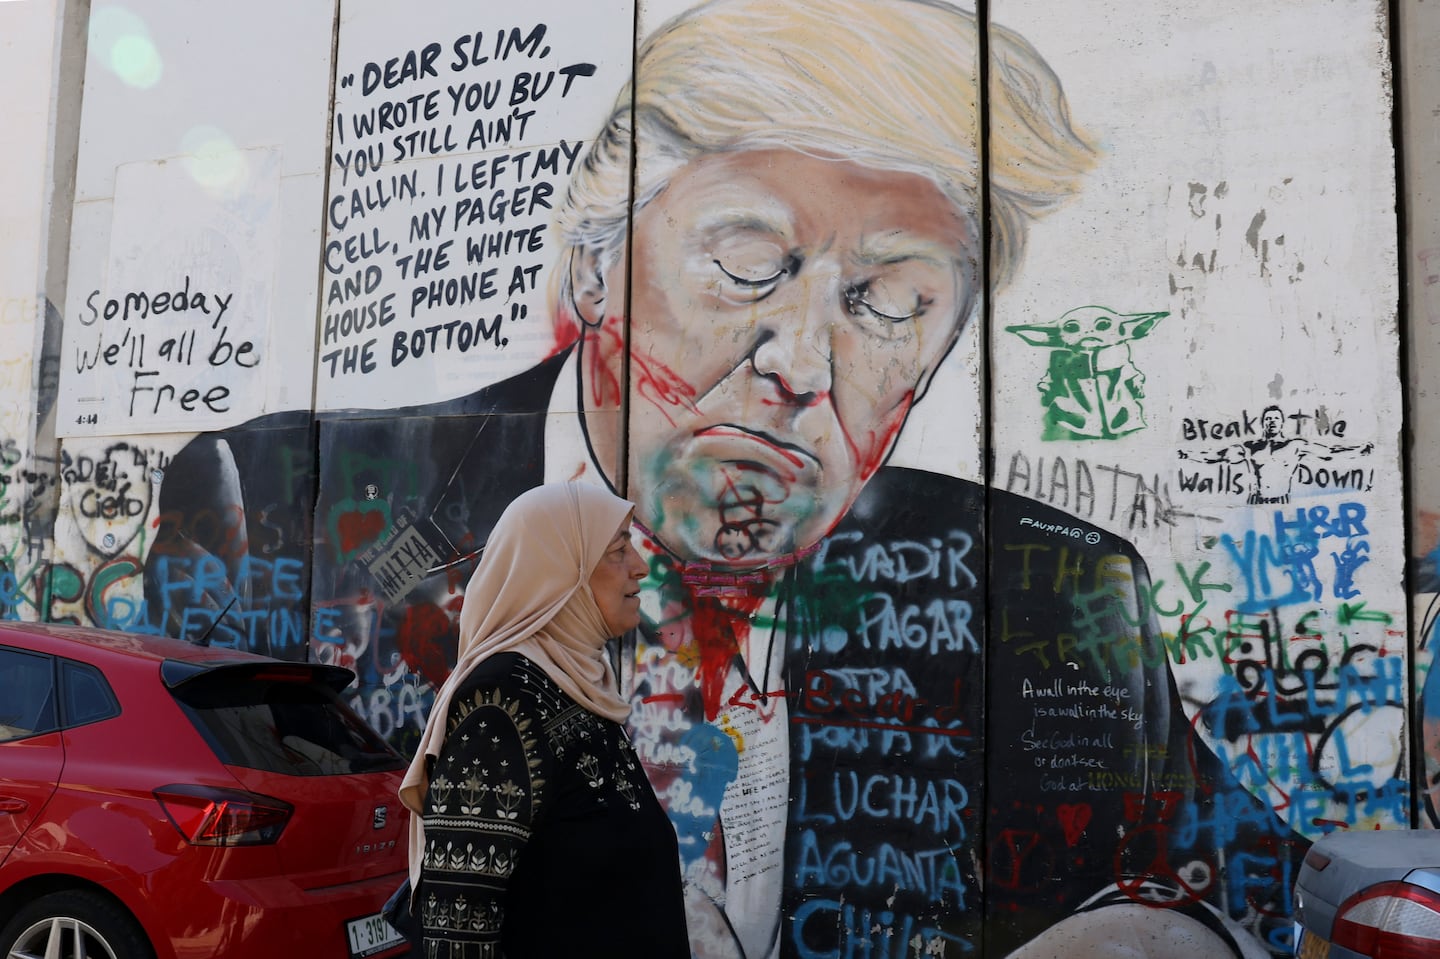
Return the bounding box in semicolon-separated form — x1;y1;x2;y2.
89;7;162;89
180;126;250;194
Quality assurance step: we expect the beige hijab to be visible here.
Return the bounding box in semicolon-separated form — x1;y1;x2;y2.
398;480;635;888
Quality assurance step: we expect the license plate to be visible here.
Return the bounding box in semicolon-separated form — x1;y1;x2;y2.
346;912;405;958
1295;927;1329;959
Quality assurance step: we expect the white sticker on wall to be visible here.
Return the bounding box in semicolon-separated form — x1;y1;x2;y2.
58;147;280;435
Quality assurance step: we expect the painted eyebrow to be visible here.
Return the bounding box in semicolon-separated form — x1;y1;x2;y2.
854;231;958;268
694;207;795;242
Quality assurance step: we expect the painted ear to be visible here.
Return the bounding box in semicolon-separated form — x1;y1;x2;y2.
1006;325;1064;347
1119;311;1168;341
568;246;608;327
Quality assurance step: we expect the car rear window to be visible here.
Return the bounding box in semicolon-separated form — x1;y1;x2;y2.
166;663;406;776
0;647;57;741
62;660;119;727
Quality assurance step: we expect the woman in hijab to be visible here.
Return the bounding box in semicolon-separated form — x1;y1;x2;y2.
397;481;690;957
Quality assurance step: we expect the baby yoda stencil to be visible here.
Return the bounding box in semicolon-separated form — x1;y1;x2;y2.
1006;306;1168;441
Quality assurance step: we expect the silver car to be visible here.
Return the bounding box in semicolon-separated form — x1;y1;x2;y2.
1293;830;1440;958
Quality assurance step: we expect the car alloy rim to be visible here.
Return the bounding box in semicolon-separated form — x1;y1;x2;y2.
7;916;120;959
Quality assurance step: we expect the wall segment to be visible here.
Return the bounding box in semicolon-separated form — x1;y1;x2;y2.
1;0;1411;955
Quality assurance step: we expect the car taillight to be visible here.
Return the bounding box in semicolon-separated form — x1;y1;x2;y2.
1332;881;1440;959
155;784;293;846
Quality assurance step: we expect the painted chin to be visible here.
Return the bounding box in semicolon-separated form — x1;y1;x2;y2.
657;474;839;565
639;425;863;564
671;429;823;555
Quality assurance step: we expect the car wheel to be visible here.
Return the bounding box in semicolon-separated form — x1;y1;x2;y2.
0;890;154;959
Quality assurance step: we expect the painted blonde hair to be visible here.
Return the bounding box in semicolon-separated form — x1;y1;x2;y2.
555;0;1095;313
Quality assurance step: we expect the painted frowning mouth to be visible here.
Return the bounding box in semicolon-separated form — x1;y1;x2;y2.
690;424;822;477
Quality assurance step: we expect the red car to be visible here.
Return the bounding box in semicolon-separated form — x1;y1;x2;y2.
0;621;411;959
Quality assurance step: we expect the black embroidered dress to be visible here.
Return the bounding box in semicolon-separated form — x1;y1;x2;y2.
418;652;689;958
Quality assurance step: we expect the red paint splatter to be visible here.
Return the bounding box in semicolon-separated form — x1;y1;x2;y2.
551;305;582;355
1057;803;1093;847
396;602;455;687
989;828;1044;890
845;390;915;484
685;580;767;722
633;374;700;429
336;508;385;553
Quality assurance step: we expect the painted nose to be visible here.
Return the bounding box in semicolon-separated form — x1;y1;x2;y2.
749;277;838;402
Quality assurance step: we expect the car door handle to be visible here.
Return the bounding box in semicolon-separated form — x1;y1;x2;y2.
0;798;28;815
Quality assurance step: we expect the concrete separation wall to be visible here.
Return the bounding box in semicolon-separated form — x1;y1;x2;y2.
1;0;1412;955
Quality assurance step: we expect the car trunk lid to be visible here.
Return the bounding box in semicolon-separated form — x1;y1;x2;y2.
163;658;409;882
226;765;407;883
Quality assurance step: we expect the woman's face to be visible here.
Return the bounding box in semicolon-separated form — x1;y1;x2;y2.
589;517;647;636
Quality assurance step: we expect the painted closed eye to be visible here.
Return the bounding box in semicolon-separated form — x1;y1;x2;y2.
714;259;788;298
844;280;929;324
